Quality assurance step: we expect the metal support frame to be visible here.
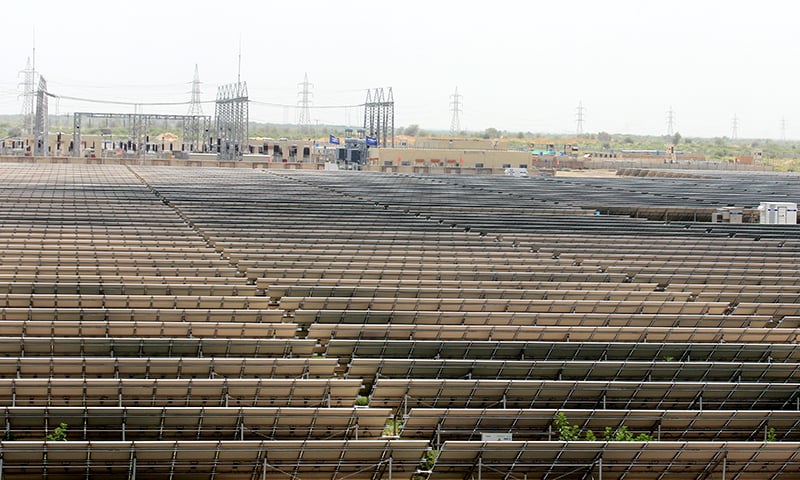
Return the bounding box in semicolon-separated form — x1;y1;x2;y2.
214;82;249;160
33;76;48;156
722;456;726;480
598;456;602;480
72;112;211;158
183;116;209;152
363;87;394;148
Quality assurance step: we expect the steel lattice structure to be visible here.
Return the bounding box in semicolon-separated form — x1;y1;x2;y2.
19;57;35;135
449;86;462;136
297;73;313;134
71;112;211;158
185;65;205;149
363;87;394;148
33;76;48;156
214;82;248;160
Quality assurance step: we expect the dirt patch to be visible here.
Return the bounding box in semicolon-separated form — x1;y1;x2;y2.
552;169;619;178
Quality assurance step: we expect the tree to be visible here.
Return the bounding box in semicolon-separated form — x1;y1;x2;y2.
403;124;420;136
597;131;611;142
672;132;682;145
482;127;500;139
47;423;68;441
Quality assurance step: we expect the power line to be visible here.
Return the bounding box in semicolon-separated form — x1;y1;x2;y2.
47;80;190;89
36;82;367;121
45;93;199;106
251;99;364;109
47;92;363;110
46;91;368;112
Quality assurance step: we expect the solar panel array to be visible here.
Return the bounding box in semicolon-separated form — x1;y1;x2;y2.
0;164;798;479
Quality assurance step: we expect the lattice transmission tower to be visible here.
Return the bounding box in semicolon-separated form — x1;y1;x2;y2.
185;65;205;150
19;57;35;135
297;73;313;134
575;101;585;135
450;87;462;136
188;65;203;116
666;107;675;137
781;117;786;141
732;114;739;140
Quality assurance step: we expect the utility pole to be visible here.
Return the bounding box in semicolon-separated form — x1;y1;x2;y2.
297;73;313;135
666;107;675;137
30;29;36;135
237;35;242;85
449;87;462;136
576;101;585;135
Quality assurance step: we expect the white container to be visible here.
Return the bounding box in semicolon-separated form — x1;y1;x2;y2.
758;202;798;224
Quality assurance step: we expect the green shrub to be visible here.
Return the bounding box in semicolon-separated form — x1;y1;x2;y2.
604;425;653;442
767;427;777;442
383;419;404;436
554;412;580;441
420;449;438;470
47;423;68;442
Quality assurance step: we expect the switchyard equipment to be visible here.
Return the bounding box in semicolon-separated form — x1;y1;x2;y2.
364;87;394;148
33;76;48;156
214;81;249;160
71;113;211;158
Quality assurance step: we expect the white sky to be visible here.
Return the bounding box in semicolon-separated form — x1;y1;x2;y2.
1;0;797;139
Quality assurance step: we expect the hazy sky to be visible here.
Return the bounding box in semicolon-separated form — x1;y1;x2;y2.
1;0;797;139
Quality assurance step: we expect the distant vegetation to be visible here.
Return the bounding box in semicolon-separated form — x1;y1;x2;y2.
3;114;800;170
